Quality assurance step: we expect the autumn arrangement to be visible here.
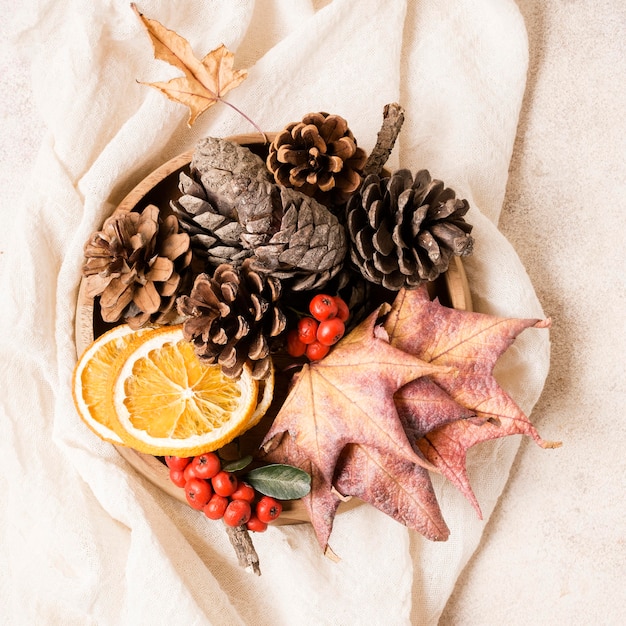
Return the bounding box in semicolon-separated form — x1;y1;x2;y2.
72;5;559;574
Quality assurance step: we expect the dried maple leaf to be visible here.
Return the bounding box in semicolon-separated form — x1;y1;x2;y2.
384;286;560;515
132;4;248;127
262;305;450;549
334;443;450;542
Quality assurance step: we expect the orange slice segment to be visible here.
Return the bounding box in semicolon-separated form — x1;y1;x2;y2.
111;326;259;456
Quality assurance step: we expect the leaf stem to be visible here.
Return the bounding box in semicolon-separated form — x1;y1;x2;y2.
220;98;268;143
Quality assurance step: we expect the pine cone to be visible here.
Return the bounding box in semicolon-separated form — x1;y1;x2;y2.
83;204;192;328
249;186;347;291
266;112;367;207
176;260;287;379
346;169;474;289
187;136;281;255
171;170;251;269
191;136;273;220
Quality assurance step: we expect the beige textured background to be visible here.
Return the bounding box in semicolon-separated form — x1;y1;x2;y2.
441;2;626;623
1;2;624;624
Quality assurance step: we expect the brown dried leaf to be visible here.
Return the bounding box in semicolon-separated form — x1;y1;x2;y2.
132;4;247;126
262;433;341;551
385;286;560;515
262;306;449;549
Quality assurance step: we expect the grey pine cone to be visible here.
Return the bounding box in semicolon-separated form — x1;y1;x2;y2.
191;136;273;220
174;136;348;292
250;186;347;291
171;170;251;270
346;169;474;289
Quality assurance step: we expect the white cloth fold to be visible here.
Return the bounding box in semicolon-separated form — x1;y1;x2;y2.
1;1;549;624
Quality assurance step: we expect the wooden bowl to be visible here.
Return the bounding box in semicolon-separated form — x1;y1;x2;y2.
74;134;473;524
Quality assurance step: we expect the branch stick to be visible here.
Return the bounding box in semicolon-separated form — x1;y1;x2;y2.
363;103;405;177
224;523;261;575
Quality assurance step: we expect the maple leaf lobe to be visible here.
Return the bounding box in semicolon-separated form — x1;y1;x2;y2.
335;443;450;541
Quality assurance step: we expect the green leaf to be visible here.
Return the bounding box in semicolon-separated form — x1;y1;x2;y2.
221;455;253;473
245;464;311;500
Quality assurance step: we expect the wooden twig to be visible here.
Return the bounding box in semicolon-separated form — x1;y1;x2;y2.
362;103;405;177
225;524;261;575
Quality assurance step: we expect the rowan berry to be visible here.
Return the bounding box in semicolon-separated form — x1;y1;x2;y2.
165;455;191;471
169;468;187;488
316;317;345;346
185;477;212;510
223;499;252;527
231;482;256;503
286;329;307;357
297;317;319;344
203;494;228;520
190;452;221;480
183;462;197;482
246;514;268;533
309;294;338;321
211;470;238;497
305;340;330;361
256;496;282;523
333;296;350;322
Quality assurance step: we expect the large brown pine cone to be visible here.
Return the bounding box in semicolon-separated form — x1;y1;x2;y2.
171;170;251;269
83;204;192;328
346;169;474;289
186;136;280;256
191;136;274;220
249;186;347;291
176;260;287;379
266;112;367;208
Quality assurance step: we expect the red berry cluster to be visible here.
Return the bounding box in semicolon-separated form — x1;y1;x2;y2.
165;454;283;531
287;294;350;361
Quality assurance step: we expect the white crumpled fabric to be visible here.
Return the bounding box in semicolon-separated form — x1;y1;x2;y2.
0;1;550;624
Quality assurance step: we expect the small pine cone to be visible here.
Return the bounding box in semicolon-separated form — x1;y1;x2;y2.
266;112;367;207
83;205;192;328
176;259;287;379
171;170;252;270
346;169;474;289
250;186;347;291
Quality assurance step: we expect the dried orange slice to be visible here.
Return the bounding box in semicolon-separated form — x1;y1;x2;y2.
110;326;259;456
72;324;149;445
